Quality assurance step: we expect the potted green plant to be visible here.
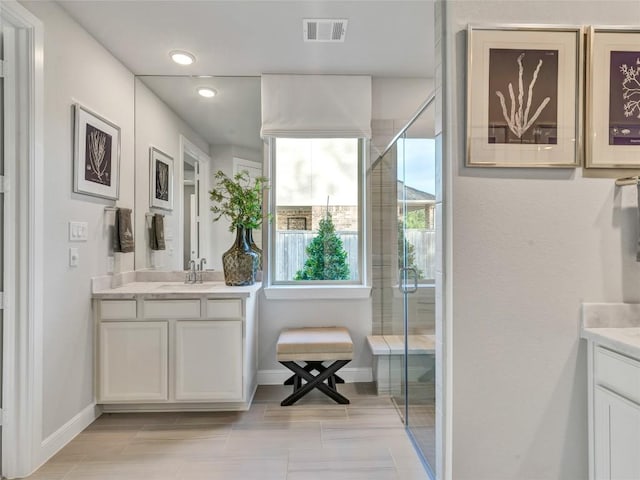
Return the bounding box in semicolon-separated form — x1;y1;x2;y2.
209;170;268;285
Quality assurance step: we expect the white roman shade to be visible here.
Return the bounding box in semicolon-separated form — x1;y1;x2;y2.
260;74;372;138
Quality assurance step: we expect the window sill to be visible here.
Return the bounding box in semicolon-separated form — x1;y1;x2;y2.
263;285;372;300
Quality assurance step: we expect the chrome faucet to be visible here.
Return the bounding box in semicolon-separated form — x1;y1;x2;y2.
185;260;197;284
197;258;207;283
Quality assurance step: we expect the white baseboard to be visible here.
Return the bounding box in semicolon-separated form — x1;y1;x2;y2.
37;403;101;469
258;367;372;385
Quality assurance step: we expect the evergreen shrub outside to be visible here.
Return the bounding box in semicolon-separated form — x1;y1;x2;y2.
294;212;350;281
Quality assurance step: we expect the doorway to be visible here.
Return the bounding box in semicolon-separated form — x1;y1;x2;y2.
180;136;210;271
0;3;44;476
182;153;198;269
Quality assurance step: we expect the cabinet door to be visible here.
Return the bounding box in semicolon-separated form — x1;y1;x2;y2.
175;320;243;401
99;322;168;402
595;387;640;480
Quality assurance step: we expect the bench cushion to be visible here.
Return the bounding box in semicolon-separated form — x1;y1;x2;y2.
277;327;353;362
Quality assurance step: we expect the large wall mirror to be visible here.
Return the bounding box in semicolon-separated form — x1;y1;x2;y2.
134;75;262;272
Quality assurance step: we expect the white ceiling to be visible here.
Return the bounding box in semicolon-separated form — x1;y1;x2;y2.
58;0;435;150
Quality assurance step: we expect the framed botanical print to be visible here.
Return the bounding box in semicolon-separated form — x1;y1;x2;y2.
73;103;121;199
466;25;583;167
149;147;173;210
586;26;640;168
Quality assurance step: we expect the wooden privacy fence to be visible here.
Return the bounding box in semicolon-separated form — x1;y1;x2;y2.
275;229;436;281
405;229;436;280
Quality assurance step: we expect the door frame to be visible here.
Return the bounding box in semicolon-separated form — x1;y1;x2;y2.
178;135;211;270
1;2;44;477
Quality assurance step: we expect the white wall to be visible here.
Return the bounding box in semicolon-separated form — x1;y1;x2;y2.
20;0;135;439
134;79;209;271
258;295;373;381
445;2;640;479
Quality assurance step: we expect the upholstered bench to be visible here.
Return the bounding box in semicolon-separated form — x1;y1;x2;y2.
277;326;353;406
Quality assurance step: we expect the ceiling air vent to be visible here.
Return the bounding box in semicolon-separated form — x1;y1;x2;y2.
303;19;348;42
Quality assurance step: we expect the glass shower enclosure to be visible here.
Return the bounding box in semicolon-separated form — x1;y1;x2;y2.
370;94;437;477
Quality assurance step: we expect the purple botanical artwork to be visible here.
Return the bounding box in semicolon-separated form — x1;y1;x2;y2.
155;160;169;201
609;51;640;145
488;49;558;144
84;124;112;186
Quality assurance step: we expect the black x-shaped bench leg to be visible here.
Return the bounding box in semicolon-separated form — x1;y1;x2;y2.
283;361;345;387
280;360;351;406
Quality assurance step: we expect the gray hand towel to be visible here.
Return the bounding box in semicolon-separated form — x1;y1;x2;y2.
150;214;166;251
114;208;134;253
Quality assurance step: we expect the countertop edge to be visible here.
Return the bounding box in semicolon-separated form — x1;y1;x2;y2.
92;281;262;298
92;291;255;299
582;327;640;360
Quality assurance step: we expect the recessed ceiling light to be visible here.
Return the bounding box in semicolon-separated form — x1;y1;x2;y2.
170;50;195;66
197;87;216;98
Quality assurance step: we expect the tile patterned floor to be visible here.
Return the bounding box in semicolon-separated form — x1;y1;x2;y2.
25;383;431;480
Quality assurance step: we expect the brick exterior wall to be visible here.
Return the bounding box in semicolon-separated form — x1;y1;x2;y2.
276;205;358;231
276;207;312;230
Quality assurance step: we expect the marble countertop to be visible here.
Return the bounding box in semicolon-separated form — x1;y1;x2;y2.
581;303;640;359
92;271;261;299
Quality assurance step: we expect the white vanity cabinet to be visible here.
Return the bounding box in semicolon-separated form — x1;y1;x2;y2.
594;387;640;479
591;347;640;480
95;287;259;411
174;320;242;401
582;304;640;480
174;300;245;401
99;319;169;402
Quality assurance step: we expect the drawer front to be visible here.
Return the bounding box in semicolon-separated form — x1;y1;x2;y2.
143;299;201;319
100;300;137;320
206;299;243;319
595;347;640;405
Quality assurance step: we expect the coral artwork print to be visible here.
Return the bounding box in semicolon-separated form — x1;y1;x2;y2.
488;49;558;144
155;160;169;201
84;124;113;186
609;51;640;145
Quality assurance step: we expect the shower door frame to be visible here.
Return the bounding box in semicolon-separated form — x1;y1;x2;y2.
371;92;438;478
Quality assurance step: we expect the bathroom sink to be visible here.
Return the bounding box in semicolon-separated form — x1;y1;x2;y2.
156;282;226;291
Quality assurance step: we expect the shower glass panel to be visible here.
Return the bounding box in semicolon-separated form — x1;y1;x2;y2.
401;118;437;472
370;95;436;477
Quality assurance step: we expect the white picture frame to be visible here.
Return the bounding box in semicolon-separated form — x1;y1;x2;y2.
150;147;174;211
466;25;583;167
586;26;640;168
73;103;121;199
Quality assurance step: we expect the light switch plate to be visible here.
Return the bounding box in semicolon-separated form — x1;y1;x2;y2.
69;221;88;241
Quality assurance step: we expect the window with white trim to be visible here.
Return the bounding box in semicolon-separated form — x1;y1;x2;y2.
270;137;364;284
